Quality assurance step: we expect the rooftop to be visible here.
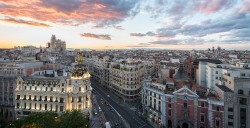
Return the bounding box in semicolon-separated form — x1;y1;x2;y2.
216;85;233;92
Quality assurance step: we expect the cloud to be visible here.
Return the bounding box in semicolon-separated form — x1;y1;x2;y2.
130;30;174;38
113;25;124;30
0;0;141;26
130;33;147;37
80;33;111;40
0;16;51;27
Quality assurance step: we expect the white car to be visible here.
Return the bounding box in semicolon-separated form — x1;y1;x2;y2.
107;95;110;98
98;107;102;112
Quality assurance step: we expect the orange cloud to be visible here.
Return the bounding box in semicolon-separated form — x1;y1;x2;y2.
0;16;51;27
80;33;111;40
0;0;140;26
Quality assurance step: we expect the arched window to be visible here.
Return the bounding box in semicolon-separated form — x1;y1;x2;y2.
238;90;244;95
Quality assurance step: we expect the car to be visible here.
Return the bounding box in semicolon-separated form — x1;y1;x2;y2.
98;107;102;112
110;107;114;112
93;109;97;115
107;95;110;98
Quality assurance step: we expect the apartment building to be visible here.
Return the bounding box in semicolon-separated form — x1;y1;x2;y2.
141;78;167;127
196;61;250;90
109;60;145;101
215;75;250;128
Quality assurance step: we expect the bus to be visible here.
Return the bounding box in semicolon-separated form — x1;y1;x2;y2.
105;122;111;128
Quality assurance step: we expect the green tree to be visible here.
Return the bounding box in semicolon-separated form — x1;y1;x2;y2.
58;110;90;128
8;110;90;128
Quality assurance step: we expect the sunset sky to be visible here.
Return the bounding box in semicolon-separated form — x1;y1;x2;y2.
0;0;250;50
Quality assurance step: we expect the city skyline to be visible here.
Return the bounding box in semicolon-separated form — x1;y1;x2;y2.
0;0;250;50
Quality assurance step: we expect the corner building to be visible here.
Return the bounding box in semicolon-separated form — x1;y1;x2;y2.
109;60;145;101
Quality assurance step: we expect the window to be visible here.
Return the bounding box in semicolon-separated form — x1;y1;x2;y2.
168;104;171;108
16;95;20;100
228;122;233;126
240;108;246;128
45;104;47;110
201;102;204;107
60;98;64;103
50;96;53;102
79;87;81;92
216;71;218;74
29;95;31;100
216;119;220;127
168;110;171;116
184;103;187;109
238;90;244;94
78;97;81;102
51;87;53;91
34;96;37;101
228;107;233;112
61;88;64;92
17;103;20;108
239;98;247;105
23;95;26;100
168;98;171;102
44;96;47;101
216;106;220;111
201;115;205;122
60;106;64;111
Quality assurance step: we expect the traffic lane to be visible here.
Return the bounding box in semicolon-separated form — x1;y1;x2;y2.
96;95;114;127
91;81;153;128
96;92;121;128
91;82;143;128
91;81;145;125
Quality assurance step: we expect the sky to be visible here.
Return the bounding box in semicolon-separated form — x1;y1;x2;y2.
0;0;250;50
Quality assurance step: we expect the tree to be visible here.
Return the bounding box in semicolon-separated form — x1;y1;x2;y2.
58;110;90;128
8;110;90;128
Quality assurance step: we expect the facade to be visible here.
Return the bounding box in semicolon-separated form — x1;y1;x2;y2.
197;61;250;90
87;57;146;102
141;78;166;127
14;53;92;119
141;78;225;128
109;60;146;101
215;75;250;128
0;61;60;120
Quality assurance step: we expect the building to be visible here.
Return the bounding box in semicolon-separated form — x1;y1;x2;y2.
12;45;40;56
86;56;146;102
141;77;224;128
215;74;250;128
14;53;92;119
0;61;60;120
109;59;146;101
141;78;166;127
47;35;66;53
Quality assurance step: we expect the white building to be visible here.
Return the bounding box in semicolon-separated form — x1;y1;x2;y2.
14;53;92;119
141;78;167;127
197;61;250;90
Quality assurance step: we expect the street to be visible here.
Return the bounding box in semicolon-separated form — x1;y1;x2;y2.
91;79;153;128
